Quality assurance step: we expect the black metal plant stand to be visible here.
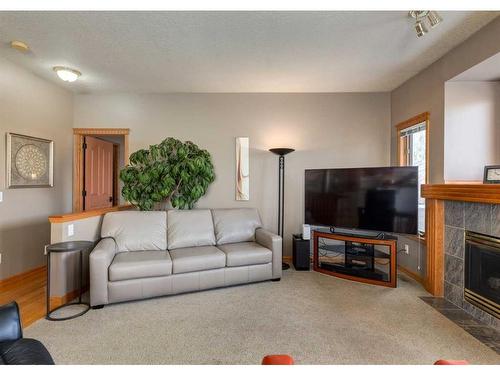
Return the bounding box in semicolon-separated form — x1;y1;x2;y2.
45;241;94;321
269;148;295;270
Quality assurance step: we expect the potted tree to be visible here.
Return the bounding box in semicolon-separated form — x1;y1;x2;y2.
120;137;215;210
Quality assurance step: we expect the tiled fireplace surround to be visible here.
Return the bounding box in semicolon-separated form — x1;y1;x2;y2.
444;200;500;330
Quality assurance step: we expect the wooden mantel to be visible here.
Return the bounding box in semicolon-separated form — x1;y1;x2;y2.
421;183;500;297
422;184;500;204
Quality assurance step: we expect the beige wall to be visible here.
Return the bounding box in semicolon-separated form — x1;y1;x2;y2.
74;93;391;255
0;56;73;280
391;17;500;183
444;81;500;181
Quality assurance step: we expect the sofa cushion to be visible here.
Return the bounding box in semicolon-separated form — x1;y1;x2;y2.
217;242;272;267
101;211;167;252
109;250;172;281
211;208;262;245
167;210;216;250
169;246;226;274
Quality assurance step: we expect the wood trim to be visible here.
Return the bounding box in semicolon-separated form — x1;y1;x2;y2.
49;204;133;223
73;134;84;212
113;144;119;206
73;128;130;135
395;112;429;132
444;180;482;184
0;265;45;287
312;231;397;288
49;287;89;310
124;133;130;165
396;111;430;185
398;265;424;285
424;199;444;296
73;128;130;212
422;184;500;204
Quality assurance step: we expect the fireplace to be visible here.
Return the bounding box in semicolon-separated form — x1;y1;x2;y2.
464;231;500;319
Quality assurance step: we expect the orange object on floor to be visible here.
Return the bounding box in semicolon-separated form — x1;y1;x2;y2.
434;360;469;365
262;355;295;365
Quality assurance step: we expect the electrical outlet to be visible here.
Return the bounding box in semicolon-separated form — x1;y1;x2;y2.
67;224;74;237
404;244;410;255
0;252;2;264
0;191;3;202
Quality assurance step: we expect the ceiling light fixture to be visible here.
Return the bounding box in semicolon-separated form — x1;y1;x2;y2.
409;11;443;38
414;20;428;38
427;11;443;28
53;66;82;82
10;40;30;53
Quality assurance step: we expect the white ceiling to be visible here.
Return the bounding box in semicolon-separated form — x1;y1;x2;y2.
0;11;498;93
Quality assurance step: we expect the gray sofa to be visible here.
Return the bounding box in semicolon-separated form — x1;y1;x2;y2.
89;208;282;307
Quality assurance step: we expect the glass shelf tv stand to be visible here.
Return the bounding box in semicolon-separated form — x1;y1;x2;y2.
313;230;397;288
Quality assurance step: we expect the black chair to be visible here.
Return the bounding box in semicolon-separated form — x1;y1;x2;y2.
0;302;54;365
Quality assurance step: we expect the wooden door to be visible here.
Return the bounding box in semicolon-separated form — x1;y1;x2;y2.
84;136;114;210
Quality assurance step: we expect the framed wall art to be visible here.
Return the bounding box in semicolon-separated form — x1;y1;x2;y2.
235;136;249;200
6;132;54;188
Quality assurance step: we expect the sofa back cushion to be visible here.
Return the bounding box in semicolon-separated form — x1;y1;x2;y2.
212;208;262;245
167;209;216;249
101;211;167;252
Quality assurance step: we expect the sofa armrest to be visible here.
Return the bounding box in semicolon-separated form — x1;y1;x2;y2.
0;302;22;342
89;238;117;306
255;228;282;279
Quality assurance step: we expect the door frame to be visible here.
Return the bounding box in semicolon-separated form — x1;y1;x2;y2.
73;128;130;212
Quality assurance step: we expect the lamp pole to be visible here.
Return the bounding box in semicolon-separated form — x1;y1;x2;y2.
269;148;295;270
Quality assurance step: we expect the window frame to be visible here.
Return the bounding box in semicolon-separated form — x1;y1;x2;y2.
396;112;430;243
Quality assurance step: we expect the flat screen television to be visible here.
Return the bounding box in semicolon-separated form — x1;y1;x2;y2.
305;166;418;235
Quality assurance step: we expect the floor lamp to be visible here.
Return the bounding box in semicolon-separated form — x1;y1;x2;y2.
269;147;295;270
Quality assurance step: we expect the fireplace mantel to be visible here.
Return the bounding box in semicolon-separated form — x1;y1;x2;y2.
422;183;500;204
421;183;500;298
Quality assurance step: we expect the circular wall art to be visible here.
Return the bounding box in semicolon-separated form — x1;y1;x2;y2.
15;144;48;180
7;133;54;188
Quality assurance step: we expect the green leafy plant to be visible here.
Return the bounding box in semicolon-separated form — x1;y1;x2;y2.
120;137;215;210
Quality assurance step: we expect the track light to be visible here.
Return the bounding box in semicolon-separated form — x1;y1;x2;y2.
409;11;443;38
414;20;428;38
427;11;443;28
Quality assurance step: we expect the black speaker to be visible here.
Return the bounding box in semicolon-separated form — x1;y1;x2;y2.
293;234;310;271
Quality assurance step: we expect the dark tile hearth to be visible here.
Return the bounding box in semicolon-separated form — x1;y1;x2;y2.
443;201;500;330
420;297;500;354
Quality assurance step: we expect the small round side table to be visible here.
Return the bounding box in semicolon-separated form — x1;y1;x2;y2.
45;241;94;321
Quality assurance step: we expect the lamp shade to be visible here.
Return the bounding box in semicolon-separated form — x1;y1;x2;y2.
269;148;295;156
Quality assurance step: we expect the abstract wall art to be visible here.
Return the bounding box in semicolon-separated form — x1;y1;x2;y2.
235;136;249;200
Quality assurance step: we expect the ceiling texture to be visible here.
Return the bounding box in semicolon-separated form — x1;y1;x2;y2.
0;11;498;93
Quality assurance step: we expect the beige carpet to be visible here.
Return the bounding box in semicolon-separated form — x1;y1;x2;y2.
25;270;500;364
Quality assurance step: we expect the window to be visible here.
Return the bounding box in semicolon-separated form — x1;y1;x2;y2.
397;112;429;238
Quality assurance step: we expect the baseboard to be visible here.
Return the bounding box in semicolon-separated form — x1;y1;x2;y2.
50;287;89;310
0;265;46;288
398;265;424;285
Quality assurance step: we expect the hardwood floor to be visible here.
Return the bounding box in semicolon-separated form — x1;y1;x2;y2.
0;266;47;328
1;265;90;328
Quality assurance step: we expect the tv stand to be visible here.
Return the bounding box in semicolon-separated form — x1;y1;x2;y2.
328;227;396;241
314;230;397;288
